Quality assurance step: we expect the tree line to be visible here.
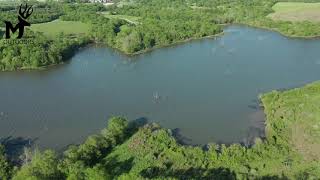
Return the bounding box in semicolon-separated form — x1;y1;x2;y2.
0;30;90;71
0;114;319;179
2;0;320;70
0;2;63;27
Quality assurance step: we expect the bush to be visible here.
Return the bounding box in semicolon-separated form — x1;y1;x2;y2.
0;145;12;180
12;150;63;180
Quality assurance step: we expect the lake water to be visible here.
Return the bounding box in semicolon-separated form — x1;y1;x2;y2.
1;25;320;150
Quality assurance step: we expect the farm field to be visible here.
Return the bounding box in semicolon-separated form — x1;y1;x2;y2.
30;20;90;38
268;2;320;22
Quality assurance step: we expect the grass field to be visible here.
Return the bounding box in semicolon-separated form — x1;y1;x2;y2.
268;2;320;22
101;12;141;25
261;82;320;161
116;0;135;8
0;1;19;6
30;20;90;38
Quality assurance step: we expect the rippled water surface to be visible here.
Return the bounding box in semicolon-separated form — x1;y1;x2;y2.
1;25;320;149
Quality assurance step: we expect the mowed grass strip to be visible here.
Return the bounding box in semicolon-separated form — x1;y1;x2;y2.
30;20;90;38
101;12;141;25
268;2;320;22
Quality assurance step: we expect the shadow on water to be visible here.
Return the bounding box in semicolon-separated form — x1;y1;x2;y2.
242;104;266;147
170;128;194;146
247;99;263;110
0;114;266;163
169;106;266;148
134;115;266;148
129;117;149;129
241;82;318;147
241;126;266;148
0;136;37;163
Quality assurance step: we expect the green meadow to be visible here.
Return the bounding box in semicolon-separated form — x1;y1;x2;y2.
261;81;320;162
101;12;141;25
268;2;320;22
30;20;90;38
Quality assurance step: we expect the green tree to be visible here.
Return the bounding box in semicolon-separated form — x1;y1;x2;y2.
0;145;12;180
13;150;63;180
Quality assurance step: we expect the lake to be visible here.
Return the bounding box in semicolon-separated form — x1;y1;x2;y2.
1;25;320;150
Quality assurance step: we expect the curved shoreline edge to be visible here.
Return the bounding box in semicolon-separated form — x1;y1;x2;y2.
2;22;320;72
2;24;320;147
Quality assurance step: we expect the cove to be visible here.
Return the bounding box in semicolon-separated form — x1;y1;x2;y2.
1;25;320;150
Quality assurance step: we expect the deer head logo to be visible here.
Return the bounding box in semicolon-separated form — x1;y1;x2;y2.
4;3;33;39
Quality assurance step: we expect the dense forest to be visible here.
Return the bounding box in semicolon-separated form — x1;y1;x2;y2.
1;80;320;179
1;0;320;70
0;31;89;70
0;2;62;27
0;2;88;70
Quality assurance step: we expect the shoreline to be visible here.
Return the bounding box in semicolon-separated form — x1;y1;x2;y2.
67;22;320;59
107;31;225;57
235;22;320;39
2;22;320;72
2;24;320;160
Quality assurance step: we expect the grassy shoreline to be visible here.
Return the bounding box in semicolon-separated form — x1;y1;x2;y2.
242;22;320;39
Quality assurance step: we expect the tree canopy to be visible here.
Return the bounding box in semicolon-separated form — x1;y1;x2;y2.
2;0;320;70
